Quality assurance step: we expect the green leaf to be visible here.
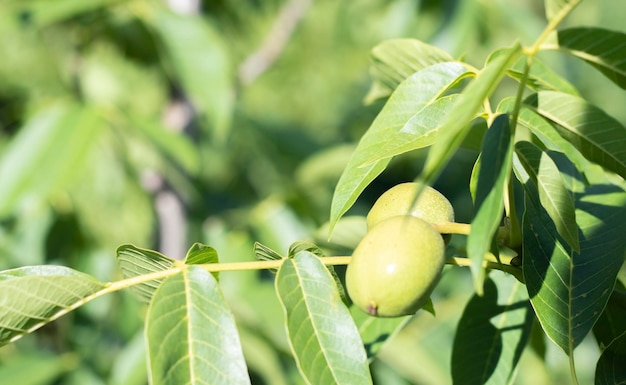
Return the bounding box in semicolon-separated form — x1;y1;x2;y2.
116;244;175;303
0;102;104;218
593;286;626;385
350;306;411;360
520;183;626;353
595;331;626;385
514;142;579;252
498;98;590;172
148;6;233;143
0;352;72;385
544;0;581;22
0;266;107;346
451;271;533;385
275;251;372;385
359;94;461;166
419;43;522;186
365;38;455;103
524;91;626;179
146;266;250;385
551;27;626;89
330;62;470;233
253;242;283;262
184;242;219;265
509;56;579;95
467;115;514;294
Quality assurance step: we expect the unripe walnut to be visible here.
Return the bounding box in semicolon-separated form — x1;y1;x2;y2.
346;216;445;317
366;182;455;229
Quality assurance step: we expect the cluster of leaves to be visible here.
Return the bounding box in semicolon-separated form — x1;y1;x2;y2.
2;0;626;385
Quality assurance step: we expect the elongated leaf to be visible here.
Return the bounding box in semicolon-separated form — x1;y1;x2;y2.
515;142;579;252
276;251;372;385
350;306;410;360
146;266;250;385
116;244;175;303
419;43;522;186
595;331;626;385
451;271;533;385
520;182;626;353
148;6;233;142
498;98;590;171
525;91;626;179
0;266;107;346
365;39;455;103
0;103;103;218
467;115;514;293
359;94;460;166
330;62;469;232
544;0;581;22
253;242;283;261
509;56;578;94
552;27;626;89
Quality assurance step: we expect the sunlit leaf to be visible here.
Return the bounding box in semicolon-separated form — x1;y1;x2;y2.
520;182;626;353
419;43;522;187
0;103;104;218
330;62;470;233
0;266;107;346
276;251;372;385
550;27;626;89
184;242;218;265
365;38;455;103
467;115;514;294
116;244;175;303
524;91;626;179
544;0;581;22
253;242;283;262
451;271;533;385
147;6;233;143
359;94;460;166
146;266;250;385
515;142;579;252
508;56;579;94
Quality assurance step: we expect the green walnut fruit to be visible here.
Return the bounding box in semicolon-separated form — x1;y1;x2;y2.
366;182;455;229
346;215;445;317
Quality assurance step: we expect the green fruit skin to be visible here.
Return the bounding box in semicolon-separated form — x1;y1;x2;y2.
366;182;455;229
346;216;445;318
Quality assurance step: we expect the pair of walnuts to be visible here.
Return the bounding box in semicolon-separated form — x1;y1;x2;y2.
346;182;455;318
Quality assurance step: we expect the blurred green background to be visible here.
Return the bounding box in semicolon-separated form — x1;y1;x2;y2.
0;0;624;384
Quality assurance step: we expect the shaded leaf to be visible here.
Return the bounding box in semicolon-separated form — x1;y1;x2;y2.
276;251;372;385
253;242;283;262
419;43;522;186
330;62;470;232
520;183;626;353
350;306;411;360
551;27;626;89
593;285;626;385
595;331;626;385
467;115;514;293
365;38;455;103
116;244;175;303
524;91;626;179
146;266;250;385
515;142;579;252
451;271;533;385
509;56;578;94
0;266;107;346
0;103;104;218
184;243;219;265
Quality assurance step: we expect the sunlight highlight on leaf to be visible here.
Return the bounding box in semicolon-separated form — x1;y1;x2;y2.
116;244;175;303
